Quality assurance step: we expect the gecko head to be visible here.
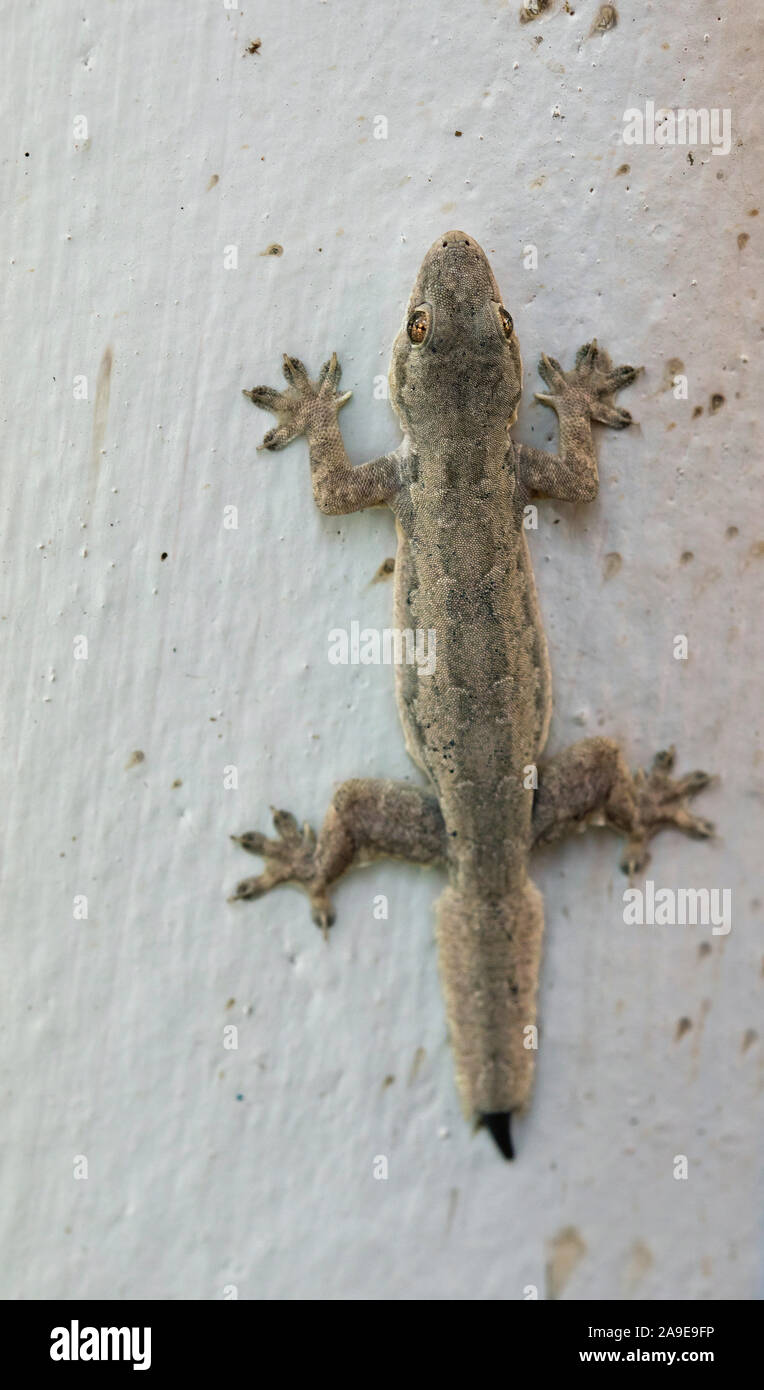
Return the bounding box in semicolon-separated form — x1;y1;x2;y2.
389;231;522;441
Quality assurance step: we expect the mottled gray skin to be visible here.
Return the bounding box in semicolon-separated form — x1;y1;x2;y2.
234;231;715;1159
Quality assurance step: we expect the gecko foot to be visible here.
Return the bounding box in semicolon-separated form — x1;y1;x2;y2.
229;808;335;935
535;340;640;429
243;352;351;452
620;747;716;875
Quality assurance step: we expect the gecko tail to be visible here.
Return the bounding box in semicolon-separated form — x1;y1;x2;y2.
435;881;544;1140
481;1111;515;1161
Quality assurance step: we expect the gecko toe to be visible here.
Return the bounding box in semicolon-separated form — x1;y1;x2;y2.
481;1111;515;1161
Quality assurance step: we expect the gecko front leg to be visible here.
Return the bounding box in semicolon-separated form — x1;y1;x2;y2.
244;353;400;513
532;738;715;874
516;341;639;501
230;779;445;934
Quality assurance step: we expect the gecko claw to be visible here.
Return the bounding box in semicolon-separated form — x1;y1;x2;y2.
312;903;336;941
481;1111;515;1160
281;354;311;387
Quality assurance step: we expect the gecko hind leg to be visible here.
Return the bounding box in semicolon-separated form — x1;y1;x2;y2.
532;737;715;874
230;778;446;934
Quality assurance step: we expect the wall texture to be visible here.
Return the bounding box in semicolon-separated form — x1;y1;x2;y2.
2;0;761;1300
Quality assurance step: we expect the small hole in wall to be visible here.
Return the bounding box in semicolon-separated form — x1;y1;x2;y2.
161;552;168;560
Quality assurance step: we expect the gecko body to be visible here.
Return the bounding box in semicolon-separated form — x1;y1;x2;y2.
234;231;714;1159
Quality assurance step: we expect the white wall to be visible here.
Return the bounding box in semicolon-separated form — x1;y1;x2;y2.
2;0;760;1300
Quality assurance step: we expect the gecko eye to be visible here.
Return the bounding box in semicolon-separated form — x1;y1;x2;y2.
498;306;514;339
407;307;430;345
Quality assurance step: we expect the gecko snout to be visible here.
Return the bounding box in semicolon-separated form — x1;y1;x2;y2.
419;231;501;308
439;229;475;248
431;230;485;265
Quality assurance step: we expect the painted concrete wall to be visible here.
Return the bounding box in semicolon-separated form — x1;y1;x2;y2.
2;0;761;1300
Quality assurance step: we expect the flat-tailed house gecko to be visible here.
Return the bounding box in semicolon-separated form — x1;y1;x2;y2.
232;230;714;1159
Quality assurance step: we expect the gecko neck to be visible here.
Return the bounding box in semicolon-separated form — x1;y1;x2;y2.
413;423;511;491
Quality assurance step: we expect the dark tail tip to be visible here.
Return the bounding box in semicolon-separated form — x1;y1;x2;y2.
481;1111;515;1160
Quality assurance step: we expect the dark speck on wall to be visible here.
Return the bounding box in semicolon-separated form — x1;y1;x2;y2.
372;557;395;583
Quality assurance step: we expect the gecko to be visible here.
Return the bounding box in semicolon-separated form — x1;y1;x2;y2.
232;230;715;1160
